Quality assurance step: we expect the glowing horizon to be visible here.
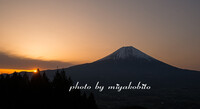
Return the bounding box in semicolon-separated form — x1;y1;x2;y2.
0;69;37;74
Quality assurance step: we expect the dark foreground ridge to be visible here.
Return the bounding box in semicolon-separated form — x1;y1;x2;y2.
0;69;98;109
52;46;200;109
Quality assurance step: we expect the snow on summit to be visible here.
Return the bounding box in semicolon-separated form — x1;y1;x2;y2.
98;46;154;61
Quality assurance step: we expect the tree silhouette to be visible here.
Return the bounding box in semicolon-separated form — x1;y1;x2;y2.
88;93;98;109
0;69;98;109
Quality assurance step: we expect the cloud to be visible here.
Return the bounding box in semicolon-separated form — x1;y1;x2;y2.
0;51;73;70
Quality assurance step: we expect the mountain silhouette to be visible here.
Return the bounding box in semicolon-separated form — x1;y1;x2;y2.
44;46;200;109
52;46;199;87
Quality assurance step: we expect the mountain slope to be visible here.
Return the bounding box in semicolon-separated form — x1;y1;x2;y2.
45;46;200;109
60;46;200;88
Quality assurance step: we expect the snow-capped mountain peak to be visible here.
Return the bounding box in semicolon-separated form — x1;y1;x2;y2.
97;46;154;61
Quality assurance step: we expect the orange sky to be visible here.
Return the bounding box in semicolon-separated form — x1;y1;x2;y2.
0;69;36;74
0;0;200;73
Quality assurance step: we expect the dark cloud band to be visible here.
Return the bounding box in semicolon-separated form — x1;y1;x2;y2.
0;51;73;70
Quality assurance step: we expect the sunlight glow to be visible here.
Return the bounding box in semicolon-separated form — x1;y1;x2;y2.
0;69;37;74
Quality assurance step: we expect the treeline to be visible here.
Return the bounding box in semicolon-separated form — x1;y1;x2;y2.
0;69;98;109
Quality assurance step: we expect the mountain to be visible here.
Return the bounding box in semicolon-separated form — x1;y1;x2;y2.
97;46;154;61
57;46;198;87
45;46;200;109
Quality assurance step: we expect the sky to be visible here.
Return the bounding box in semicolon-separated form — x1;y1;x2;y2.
0;0;200;73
